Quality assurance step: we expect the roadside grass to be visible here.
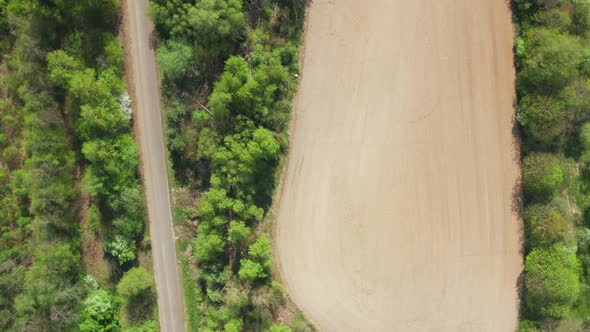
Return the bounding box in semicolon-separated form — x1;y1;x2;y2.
178;236;203;331
170;185;203;330
159;79;203;329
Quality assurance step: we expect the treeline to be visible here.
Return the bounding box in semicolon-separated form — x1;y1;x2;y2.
512;0;590;330
149;0;311;330
0;1;155;331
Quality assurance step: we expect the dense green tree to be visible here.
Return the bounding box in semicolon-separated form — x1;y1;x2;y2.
517;95;566;145
524;204;573;248
47;50;83;87
100;34;124;73
209;54;290;129
238;259;266;281
518;27;585;94
150;0;244;39
82;134;139;200
229;220;251;245
77;103;129;141
524;245;581;319
195;233;226;264
156;39;194;81
210;124;281;206
248;235;272;269
572;2;590;36
150;0;245;78
522;152;564;201
14;243;82;330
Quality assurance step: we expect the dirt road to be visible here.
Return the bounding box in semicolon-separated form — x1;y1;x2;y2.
124;1;185;331
275;1;522;331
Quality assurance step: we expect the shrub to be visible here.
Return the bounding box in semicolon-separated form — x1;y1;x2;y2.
86;204;101;232
104;235;136;265
117;267;155;302
79;289;120;332
2;145;19;169
269;324;292;332
580;122;590;151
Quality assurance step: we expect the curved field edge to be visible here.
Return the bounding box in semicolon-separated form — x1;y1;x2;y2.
275;1;521;330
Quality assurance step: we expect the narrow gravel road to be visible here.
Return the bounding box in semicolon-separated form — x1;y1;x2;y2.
124;1;185;331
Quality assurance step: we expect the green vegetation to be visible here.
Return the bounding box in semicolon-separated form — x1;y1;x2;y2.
513;0;590;330
524;245;581;319
0;1;154;330
149;0;312;330
80;289;121;332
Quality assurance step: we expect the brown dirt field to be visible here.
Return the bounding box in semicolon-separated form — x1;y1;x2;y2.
274;0;523;331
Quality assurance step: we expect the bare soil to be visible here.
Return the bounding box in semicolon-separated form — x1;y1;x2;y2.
274;0;523;331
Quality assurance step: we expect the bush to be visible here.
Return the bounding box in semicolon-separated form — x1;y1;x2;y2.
269;324;292;332
104;235;136;265
117;267;155;302
2;145;19;169
248;235;272;269
79;290;120;332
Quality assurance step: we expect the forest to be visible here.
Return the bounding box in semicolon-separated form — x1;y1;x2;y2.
0;1;156;331
148;0;311;330
513;0;590;330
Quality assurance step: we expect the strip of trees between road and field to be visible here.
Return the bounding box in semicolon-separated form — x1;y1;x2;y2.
148;0;313;331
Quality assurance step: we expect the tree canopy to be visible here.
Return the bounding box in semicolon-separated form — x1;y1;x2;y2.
524;245;581;319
